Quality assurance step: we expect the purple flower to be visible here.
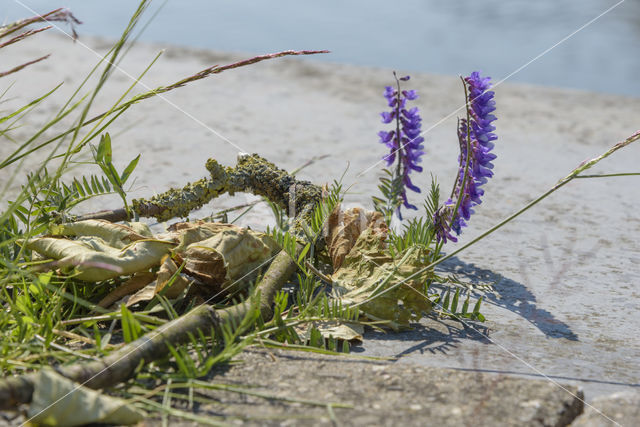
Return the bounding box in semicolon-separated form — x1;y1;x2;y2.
433;206;457;243
378;73;425;218
437;71;497;240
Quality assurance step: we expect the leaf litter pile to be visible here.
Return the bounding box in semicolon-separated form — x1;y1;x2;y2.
2;148;489;425
24;220;280;307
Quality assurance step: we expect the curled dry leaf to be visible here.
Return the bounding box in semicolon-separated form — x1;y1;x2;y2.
326;205;387;270
27;369;145;426
97;271;155;309
123;282;157;308
331;226;432;330
154;255;190;298
23;235;173;282
118;256;191;308
176;245;226;286
171;221;280;295
24;220;279;304
50;219;153;249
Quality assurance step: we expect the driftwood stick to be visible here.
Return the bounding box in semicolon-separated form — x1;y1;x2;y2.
73;153;322;223
0;247;299;409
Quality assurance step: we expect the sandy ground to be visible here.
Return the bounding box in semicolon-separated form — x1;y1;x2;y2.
2;32;639;407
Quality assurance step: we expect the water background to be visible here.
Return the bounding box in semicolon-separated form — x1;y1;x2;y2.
3;0;640;97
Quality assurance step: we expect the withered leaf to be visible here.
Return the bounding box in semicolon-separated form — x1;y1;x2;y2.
171;221;280;295
154;255;190;298
326;205;387;270
97;271;156;309
50;219;152;249
27;369;145;426
23;236;173;282
295;321;364;342
331;226;433;330
25;220;278;301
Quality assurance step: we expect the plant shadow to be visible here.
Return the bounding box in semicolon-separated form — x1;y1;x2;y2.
353;316;491;357
436;256;579;341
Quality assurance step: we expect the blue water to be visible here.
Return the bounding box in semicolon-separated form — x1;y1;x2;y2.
3;0;640;97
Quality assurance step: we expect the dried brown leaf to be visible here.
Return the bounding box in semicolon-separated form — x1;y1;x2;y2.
97;271;156;309
23;236;173;282
326;205;387;270
155;255;190;298
295;321;364;342
124;282;158;307
27;369;145;426
51;219;153;249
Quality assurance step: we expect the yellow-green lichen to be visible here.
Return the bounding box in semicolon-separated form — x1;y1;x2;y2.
132;154;321;223
132;177;227;222
228;154;321;214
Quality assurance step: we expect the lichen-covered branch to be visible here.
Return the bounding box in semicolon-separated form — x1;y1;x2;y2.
76;153;322;223
225;154;322;218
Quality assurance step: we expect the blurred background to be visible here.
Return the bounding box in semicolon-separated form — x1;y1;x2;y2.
3;0;640;96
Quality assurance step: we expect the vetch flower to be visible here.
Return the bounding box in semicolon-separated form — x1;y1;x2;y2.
433;206;457;243
437;71;497;241
377;73;425;218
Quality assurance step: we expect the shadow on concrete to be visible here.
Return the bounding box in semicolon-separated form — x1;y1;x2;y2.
437;256;579;341
354;317;491;357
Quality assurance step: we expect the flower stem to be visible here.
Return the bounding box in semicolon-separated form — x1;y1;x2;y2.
574;172;640;179
434;182;568;269
393;72;403;210
377;129;640;293
448;77;472;229
433;129;640;268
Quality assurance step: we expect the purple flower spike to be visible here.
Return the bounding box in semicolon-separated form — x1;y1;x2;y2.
436;71;497;241
378;73;425;219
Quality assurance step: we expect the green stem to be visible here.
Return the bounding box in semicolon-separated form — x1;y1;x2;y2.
435;183;568;268
448;77;472;229
574;172;640;179
554;129;640;187
386;71;403;223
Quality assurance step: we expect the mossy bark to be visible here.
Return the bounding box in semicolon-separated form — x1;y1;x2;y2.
74;153;322;223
